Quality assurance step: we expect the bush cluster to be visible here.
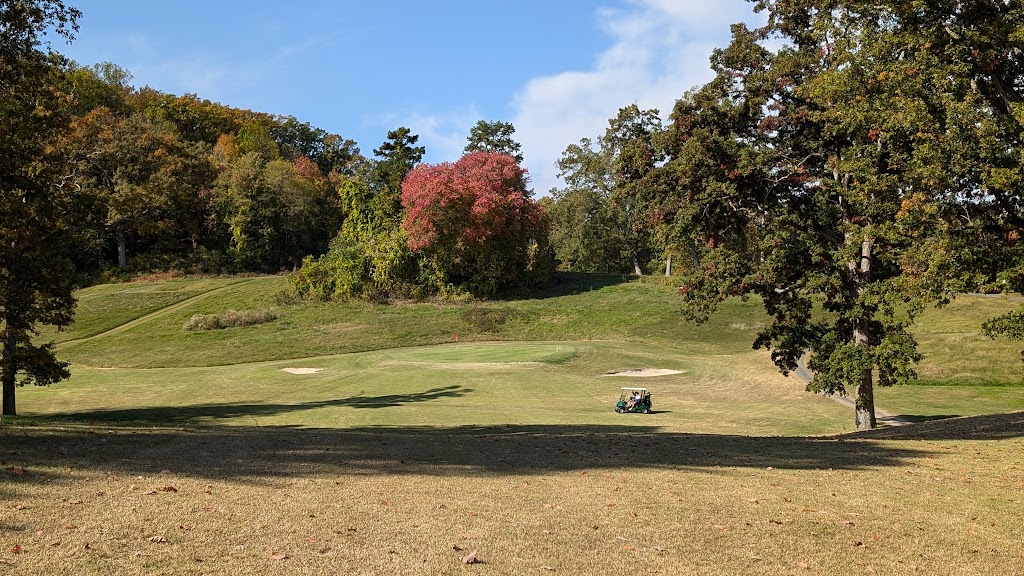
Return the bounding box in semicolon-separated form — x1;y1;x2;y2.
183;309;279;331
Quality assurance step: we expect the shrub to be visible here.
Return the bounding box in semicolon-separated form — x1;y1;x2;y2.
183;309;279;331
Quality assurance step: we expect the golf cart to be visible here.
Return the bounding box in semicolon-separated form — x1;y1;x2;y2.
615;387;652;414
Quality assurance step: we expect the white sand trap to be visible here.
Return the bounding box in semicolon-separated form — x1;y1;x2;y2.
603;368;683;377
281;368;322;375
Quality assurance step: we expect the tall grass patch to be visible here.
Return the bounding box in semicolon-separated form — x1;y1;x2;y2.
183;308;280;331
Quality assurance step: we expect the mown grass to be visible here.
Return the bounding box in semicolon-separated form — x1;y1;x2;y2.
3;273;1023;574
911;295;1024;385
1;415;1021;575
41;278;244;343
54;275;768;369
20;341;847;435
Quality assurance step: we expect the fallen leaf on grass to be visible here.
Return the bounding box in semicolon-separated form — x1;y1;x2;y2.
541;566;555;571
653;546;669;552
452;545;464;552
147;536;166;543
461;550;480;564
5;467;25;475
155;486;178;492
797;561;809;569
270;552;289;561
615;536;628;542
65;499;83;505
11;545;21;554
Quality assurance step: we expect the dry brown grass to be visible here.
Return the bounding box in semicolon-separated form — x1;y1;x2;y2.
1;414;1021;575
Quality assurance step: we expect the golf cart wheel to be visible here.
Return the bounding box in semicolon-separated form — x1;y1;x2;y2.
640;406;649;414
615;407;624;413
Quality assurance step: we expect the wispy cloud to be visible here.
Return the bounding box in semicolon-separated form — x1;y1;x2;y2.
126;35;328;109
366;105;481;164
512;0;765;195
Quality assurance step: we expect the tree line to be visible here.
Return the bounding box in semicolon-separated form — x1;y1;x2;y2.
3;0;1024;429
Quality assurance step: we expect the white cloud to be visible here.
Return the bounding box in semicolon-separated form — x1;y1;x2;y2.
512;0;766;195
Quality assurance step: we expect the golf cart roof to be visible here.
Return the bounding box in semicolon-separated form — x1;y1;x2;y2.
620;387;648;392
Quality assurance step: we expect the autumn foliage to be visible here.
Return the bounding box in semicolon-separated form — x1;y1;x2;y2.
401;152;552;295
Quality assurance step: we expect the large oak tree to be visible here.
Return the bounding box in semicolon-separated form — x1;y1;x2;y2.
660;1;1024;430
0;0;81;416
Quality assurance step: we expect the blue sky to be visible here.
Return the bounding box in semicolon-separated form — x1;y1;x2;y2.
58;0;764;194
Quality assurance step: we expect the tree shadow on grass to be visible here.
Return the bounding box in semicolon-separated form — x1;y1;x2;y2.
850;411;1024;441
891;414;962;424
2;412;1018;484
48;385;471;424
516;272;636;301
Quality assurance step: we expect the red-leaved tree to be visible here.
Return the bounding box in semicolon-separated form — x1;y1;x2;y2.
401;152;552;295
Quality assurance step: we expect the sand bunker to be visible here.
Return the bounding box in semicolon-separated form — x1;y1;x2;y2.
281;368;322;375
603;368;683;377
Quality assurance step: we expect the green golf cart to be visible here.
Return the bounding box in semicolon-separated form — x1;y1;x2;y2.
615;387;652;414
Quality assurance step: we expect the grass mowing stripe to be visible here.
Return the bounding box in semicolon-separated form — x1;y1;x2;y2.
55;277;261;349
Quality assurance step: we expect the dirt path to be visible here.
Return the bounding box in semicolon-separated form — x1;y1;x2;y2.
57;278;258;349
795;353;913;427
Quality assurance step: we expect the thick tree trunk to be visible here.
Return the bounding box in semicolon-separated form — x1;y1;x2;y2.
2;327;16;417
853;316;876;431
116;225;127;268
852;236;876;431
664;254;672;277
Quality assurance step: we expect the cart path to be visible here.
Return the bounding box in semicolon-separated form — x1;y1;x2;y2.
56;278;260;349
795;352;913;427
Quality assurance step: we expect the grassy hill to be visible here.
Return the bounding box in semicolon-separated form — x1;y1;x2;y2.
35;273;1024;421
4;273;1022;575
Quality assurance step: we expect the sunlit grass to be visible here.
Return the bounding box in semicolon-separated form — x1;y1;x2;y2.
4;274;1024;574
